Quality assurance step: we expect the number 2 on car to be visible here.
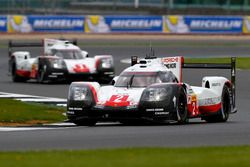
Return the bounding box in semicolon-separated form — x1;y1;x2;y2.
110;95;129;103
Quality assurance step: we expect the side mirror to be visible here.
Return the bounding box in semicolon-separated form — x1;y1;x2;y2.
82;51;89;58
131;56;138;66
111;76;119;85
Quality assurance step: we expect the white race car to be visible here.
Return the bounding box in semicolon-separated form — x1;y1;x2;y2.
8;39;114;83
67;55;237;126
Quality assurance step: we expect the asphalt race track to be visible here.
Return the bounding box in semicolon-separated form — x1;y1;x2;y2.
0;37;250;151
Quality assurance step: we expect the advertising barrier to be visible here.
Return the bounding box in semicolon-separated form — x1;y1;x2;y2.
163;15;243;34
8;15;84;33
3;15;250;34
0;15;7;32
85;15;163;33
243;16;250;34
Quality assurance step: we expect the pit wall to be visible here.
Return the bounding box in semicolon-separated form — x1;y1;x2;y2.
1;15;250;34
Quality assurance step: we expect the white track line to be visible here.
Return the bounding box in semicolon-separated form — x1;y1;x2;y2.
0;122;121;132
0;127;70;132
0;92;67;106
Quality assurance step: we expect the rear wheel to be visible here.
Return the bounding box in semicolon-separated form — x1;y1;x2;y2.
73;119;97;126
204;85;231;123
176;87;188;124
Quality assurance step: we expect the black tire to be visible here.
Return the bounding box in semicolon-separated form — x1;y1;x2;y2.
11;61;28;82
204;85;231;123
73;119;97;126
176;87;188;124
37;64;47;83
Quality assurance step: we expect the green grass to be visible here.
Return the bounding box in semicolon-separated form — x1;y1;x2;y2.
0;99;66;125
0;146;250;167
186;57;250;69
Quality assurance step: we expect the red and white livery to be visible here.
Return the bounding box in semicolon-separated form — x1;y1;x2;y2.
8;39;114;83
67;55;237;126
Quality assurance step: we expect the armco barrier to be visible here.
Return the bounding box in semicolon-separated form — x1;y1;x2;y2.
2;15;250;34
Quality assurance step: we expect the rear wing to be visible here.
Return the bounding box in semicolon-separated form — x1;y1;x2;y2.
8;39;77;58
183;57;236;110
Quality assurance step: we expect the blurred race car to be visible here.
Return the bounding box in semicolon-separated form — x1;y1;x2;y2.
67;55;237;126
8;39;114;83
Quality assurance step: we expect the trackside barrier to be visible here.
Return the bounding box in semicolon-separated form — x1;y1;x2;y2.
2;15;250;34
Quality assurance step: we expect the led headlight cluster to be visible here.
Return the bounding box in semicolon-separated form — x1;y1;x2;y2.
142;87;172;102
100;58;113;69
73;87;88;101
50;59;66;69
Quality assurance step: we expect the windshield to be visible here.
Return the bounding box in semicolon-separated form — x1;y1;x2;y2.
115;72;161;88
115;71;178;88
52;50;84;60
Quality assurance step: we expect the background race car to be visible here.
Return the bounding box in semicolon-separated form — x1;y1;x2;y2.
67;55;237;126
8;39;114;83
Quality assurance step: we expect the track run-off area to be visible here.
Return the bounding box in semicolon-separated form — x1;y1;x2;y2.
0;34;250;151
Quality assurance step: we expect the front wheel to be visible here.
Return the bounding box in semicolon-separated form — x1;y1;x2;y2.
176;87;188;124
37;65;47;83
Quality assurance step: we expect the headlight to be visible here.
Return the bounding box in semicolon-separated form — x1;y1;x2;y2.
100;58;113;68
50;59;66;69
73;87;88;101
142;87;172;102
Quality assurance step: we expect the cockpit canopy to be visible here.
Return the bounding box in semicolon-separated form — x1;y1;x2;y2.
115;71;178;88
51;49;85;60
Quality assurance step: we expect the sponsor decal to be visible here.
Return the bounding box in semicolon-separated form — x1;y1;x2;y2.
188;94;199;116
8;15;32;33
243;16;250;34
185;16;243;33
67;111;75;114
0;15;7;32
162;57;179;63
29;15;84;32
85;15;110;33
8;15;84;33
199;97;221;106
163;15;243;34
165;63;176;69
86;15;163;32
163;15;189;33
8;15;85;33
155;112;169;115
212;83;221;87
146;108;164;112
161;56;182;82
68;107;82;111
